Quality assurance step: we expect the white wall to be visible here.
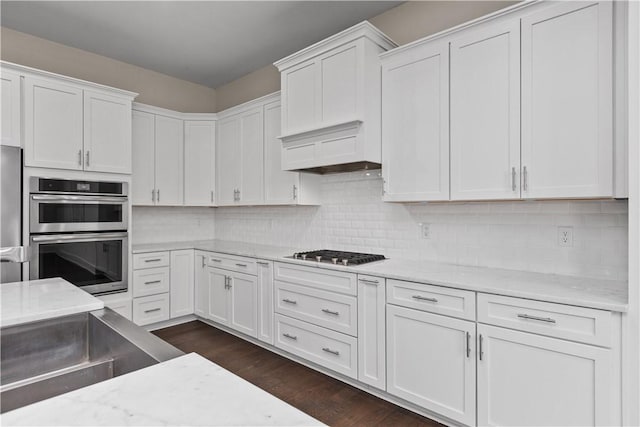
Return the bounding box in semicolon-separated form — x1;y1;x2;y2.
214;172;628;280
132;207;215;244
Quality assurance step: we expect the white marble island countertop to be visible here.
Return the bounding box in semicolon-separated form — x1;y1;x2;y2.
2;352;324;426
1;278;104;328
133;239;628;312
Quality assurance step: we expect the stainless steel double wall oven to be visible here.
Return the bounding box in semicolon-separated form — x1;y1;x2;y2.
29;177;129;295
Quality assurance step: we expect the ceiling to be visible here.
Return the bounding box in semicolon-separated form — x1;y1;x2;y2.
1;1;401;88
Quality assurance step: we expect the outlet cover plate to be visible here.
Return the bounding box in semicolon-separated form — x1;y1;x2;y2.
558;226;573;247
421;223;431;240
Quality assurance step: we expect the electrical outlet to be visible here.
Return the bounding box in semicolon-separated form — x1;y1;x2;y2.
421;223;431;240
558;226;573;247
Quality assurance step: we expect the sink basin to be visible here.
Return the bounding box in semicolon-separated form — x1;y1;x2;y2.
0;308;183;413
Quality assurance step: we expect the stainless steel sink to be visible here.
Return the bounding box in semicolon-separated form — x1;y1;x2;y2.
0;308;183;413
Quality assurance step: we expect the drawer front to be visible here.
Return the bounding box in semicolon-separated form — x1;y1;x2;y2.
206;252;257;275
387;279;476;320
275;281;357;336
133;267;170;297
477;293;613;347
275;314;357;379
132;293;170;326
133;252;170;269
274;262;357;296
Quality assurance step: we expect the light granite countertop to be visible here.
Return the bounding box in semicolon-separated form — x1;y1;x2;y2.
1;278;104;327
132;239;628;312
1;352;323;426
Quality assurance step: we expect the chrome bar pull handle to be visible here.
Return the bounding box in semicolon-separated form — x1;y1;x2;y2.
282;333;297;341
85;151;90;167
517;313;556;324
358;278;379;285
210;191;214;203
201;256;206;268
78;149;82;166
321;309;339;316
523;166;528;192
151;189;156;203
511;167;516;191
292;184;298;200
157;189;160;203
282;298;297;305
257;261;269;266
479;334;484;361
235;263;247;267
322;347;340;356
144;258;162;263
144;280;161;285
412;295;438;303
466;332;471;358
144;308;161;314
211;258;222;263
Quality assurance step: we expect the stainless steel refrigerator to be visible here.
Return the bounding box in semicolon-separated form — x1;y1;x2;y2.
1;145;28;283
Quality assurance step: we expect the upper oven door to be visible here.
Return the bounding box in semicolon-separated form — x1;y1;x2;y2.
30;195;128;233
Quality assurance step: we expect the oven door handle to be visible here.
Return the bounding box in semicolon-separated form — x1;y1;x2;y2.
31;232;128;242
31;195;128;203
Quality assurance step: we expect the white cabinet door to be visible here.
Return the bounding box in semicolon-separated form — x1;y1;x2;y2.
1;70;21;147
132;110;156;205
184;120;216;206
83;91;132;174
257;260;274;345
194;252;209;318
357;275;386;390
387;305;476;426
216;116;241;206
208;267;230;325
170;250;194;318
381;41;449;202
450;20;520;200
282;59;317;133
521;1;613;198
264;100;298;204
24;77;83;170
319;43;358;124
229;271;258;338
477;324;612;426
154;115;184;205
238;108;264;205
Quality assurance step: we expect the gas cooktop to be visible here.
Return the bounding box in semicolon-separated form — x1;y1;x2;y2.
289;250;386;266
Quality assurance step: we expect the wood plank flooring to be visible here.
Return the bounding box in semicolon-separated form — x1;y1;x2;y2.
153;321;443;427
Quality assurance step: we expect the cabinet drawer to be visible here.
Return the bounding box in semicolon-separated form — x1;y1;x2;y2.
133;267;170;297
274;262;357;296
206;252;257;275
477;294;613;347
387;279;476;320
275;314;357;379
275;281;357;336
132;293;170;326
133;252;170;269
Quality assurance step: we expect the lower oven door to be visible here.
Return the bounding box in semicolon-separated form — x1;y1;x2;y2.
30;232;128;295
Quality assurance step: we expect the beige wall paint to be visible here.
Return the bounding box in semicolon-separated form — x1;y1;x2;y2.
1;27;216;112
215;0;517;112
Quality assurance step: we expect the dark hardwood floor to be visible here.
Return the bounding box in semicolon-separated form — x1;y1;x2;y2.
153;321;443;427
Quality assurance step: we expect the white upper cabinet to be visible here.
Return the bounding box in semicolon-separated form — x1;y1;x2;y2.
24;76;84;170
450;20;521;200
83;90;132;174
381;40;450;202
132;110;156;205
184;120;216;206
10;63;137;173
521;1;613;198
238;107;264;205
216;93;320;207
275;22;397;173
154;115;184;206
1;70;21;147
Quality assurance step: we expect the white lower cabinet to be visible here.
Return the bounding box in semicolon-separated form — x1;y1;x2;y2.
477;324;612;427
194;251;209;317
170;250;194;318
357;275;386;390
206;266;258;338
386;304;476;426
103;298;132;321
133;293;170;326
257;260;274;345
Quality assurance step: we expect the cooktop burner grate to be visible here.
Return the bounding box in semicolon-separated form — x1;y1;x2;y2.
291;249;386;265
